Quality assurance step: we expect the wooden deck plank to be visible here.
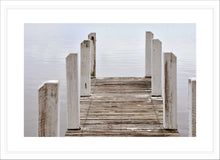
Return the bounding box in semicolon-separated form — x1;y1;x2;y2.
65;77;179;137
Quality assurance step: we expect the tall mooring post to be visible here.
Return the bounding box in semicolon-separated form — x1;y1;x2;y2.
163;52;177;129
81;40;91;96
38;80;59;137
66;53;80;130
145;31;154;78
88;32;96;78
188;78;196;137
152;39;162;97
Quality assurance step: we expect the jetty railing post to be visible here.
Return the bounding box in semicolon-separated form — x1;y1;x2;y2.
188;78;196;137
88;32;96;78
81;40;91;96
66;53;80;129
163;52;177;129
145;31;154;78
152;39;162;97
38;80;59;137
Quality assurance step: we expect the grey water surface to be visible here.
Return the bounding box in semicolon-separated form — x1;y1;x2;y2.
24;23;196;137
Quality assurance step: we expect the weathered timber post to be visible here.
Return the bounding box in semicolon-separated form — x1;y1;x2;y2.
152;39;162;97
88;32;96;78
81;40;91;96
66;53;80;129
163;52;177;129
188;78;196;137
38;80;59;137
145;31;154;78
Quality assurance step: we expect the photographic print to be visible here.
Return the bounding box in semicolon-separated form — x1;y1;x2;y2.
24;23;196;137
1;0;219;159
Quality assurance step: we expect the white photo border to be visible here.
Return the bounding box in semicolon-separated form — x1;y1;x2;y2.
0;0;219;159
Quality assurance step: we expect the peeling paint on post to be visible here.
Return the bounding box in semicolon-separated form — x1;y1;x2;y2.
188;78;196;137
66;53;80;129
88;32;96;78
163;52;177;129
145;31;154;78
38;80;59;137
152;39;162;97
81;40;91;96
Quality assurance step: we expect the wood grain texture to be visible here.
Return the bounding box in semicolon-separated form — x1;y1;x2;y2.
188;78;196;137
66;54;80;129
81;40;91;96
152;39;162;96
65;77;179;137
145;31;154;77
164;53;177;129
88;33;96;77
38;81;59;137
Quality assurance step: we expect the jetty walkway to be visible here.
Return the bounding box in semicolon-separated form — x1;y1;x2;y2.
65;77;179;137
38;31;196;137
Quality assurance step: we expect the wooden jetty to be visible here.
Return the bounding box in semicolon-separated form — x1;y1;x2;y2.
38;31;196;137
65;77;179;137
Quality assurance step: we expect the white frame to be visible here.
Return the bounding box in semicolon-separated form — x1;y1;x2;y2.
0;0;219;159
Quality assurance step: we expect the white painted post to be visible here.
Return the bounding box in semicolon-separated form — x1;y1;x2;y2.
152;39;162;97
163;52;177;129
81;40;91;96
66;53;80;129
145;31;154;78
38;80;59;137
188;78;196;137
88;32;96;78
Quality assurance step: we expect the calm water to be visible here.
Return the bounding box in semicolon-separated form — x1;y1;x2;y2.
24;24;196;137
